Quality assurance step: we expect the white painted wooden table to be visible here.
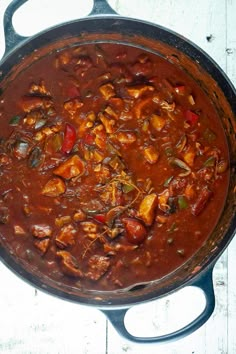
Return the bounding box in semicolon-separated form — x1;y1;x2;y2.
0;1;235;353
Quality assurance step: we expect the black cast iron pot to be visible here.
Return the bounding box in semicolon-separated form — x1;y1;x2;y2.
0;0;235;343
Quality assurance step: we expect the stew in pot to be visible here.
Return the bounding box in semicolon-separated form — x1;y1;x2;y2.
0;43;229;291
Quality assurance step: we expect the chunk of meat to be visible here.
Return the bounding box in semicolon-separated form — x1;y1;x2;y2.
126;85;154;98
64;98;84;115
123;218;147;244
57;251;83;277
53;155;85;180
150;114;166;131
42;177;66;197
99;83;116;100
143;145;159;164
99;112;116;133
138;193;158;225
34;238;50;255
20;96;53;112
86;255;111;281
29;81;51;96
81;222;97;233
31;224;52;239
92;125;107;149
116;132;137;144
55;224;76;249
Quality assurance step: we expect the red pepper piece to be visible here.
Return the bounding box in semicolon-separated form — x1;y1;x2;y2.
174;85;186;95
84;133;95;146
93;214;106;224
61;123;76;154
185;110;199;125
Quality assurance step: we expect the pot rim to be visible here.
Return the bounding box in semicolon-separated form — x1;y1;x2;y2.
0;14;235;308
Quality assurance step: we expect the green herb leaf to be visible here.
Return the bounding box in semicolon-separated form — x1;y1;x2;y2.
203;156;216;167
122;183;135;193
178;195;188;209
9;115;21;126
163;176;174;187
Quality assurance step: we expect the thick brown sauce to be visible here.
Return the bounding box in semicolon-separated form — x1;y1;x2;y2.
0;43;229;290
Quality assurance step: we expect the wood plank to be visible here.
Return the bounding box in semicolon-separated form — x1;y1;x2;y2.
226;0;236;352
0;262;107;354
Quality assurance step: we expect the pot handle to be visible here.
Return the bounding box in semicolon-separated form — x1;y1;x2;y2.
89;0;118;16
3;0;29;56
101;267;215;343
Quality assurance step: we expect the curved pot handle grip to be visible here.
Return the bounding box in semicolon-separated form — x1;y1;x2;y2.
3;0;29;56
102;268;215;343
89;0;118;16
2;0;117;57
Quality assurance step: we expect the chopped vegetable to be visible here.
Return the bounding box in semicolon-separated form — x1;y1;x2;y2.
116;131;137;144
42;177;66;197
150;114;166;131
99;83;116;100
174;85;185;95
53;155;85;180
176;135;187;152
28;147;43;168
126;85;154;98
61;123;77;154
138;193;158;225
64;98;84;114
9;115;21;126
143;145;159;164
169;157;191;177
93;214;106;224
216;159;228;174
185;110;199;125
99;113;116;134
204;156;216;167
178;195;189;209
163;176;174;187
